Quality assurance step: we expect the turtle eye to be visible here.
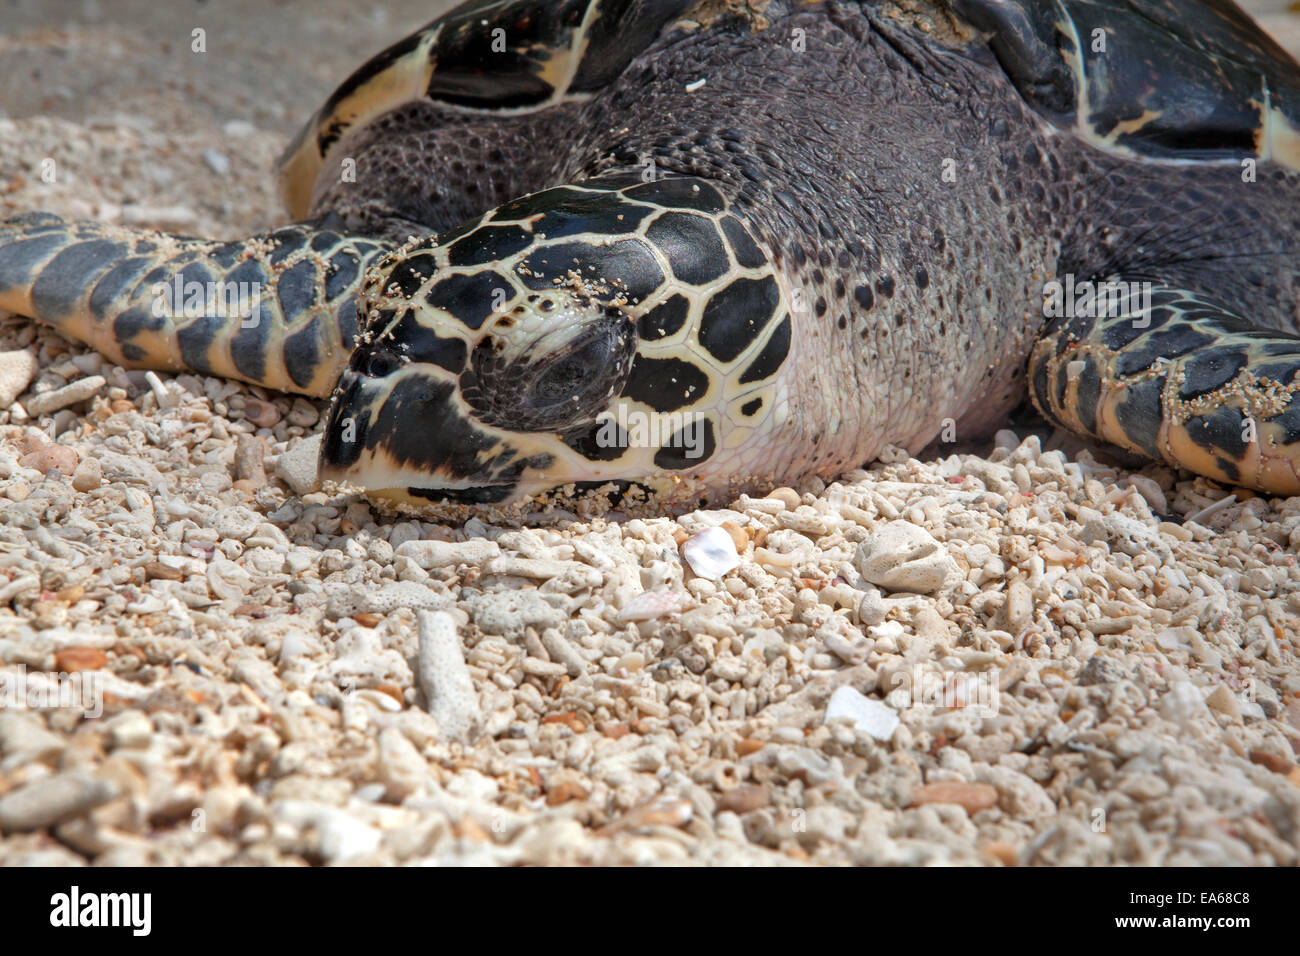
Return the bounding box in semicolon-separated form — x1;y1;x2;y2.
364;349;402;378
520;321;635;426
462;311;636;432
534;349;598;404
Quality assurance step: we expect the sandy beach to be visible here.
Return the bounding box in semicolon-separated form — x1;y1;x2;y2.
0;0;1297;867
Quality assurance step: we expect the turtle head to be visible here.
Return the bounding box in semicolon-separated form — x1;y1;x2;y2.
318;176;795;507
319;279;641;506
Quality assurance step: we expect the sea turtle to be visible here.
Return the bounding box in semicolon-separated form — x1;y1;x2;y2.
4;0;1300;509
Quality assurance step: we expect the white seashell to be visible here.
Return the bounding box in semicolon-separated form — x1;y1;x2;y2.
682;526;741;579
207;554;251;601
856;587;888;625
353;688;403;713
825;686;899;741
1154;628;1194;651
867;620;904;641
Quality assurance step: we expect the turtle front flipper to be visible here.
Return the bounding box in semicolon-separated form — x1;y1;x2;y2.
1029;280;1300;495
0;214;393;397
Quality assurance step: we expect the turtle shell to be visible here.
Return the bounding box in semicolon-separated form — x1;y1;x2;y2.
951;0;1300;171
276;0;697;218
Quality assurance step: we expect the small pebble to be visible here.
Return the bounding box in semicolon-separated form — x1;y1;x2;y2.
0;771;118;833
617;589;682;623
201;148;231;175
70;456;101;492
287;397;319;427
241;398;281;429
853;521;957;594
276;433;321;495
910;782;999;815
24;375;105;416
19;442;78;476
417;610;482;743
54;647;108;672
765;487;802;510
0;349;38;407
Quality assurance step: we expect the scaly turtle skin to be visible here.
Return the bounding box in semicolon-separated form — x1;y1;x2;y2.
3;0;1300;507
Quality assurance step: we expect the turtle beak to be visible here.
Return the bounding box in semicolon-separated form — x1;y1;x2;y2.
317;367;376;482
316;363;531;505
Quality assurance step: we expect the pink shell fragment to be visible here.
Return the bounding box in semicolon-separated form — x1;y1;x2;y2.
617;589;683;623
